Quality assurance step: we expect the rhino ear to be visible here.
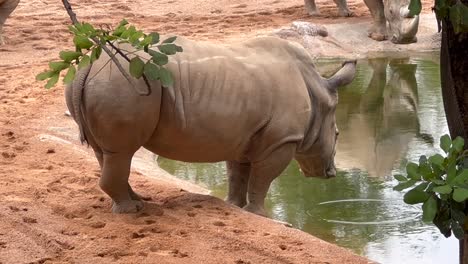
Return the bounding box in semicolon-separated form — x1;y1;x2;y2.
326;60;357;91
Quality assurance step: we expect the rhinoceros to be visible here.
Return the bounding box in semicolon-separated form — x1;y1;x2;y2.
304;0;419;44
0;0;19;45
66;36;356;216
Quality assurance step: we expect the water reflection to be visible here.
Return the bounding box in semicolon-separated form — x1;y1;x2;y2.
336;57;433;178
157;56;457;264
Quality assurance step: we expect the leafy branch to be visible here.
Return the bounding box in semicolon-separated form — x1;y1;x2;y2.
394;135;468;239
36;0;182;92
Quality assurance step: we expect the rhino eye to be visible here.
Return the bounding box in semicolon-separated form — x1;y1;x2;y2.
335;129;340;136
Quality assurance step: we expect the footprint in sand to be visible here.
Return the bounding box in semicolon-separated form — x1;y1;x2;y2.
232;4;247;8
212;221;226;227
22;216;37;223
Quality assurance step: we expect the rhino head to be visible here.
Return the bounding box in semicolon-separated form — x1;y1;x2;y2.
384;0;420;44
295;61;357;178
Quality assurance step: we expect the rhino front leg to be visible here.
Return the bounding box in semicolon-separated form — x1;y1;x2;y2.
243;143;296;216
100;152;144;213
304;0;320;16
333;0;353;17
225;161;251;208
363;0;387;41
0;0;20;45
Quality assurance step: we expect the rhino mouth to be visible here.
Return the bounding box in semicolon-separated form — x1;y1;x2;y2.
325;166;336;178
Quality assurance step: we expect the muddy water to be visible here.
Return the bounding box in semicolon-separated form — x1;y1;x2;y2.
157;55;457;264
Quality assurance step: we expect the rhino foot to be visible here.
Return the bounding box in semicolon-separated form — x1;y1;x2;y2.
112;199;144;214
338;9;354;17
368;32;386;41
243;203;267;217
225;197;247;208
307;10;321;16
367;24;387;41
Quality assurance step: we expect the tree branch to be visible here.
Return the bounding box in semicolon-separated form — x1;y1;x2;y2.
61;0;151;96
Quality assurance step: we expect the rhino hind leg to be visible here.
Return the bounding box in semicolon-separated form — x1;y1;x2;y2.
243;143;296;216
225;161;251;208
100;152;144;214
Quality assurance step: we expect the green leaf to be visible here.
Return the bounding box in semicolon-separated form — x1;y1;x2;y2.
90;46;102;63
63;65;76;85
162;36;177;43
394;179;417;191
404;188;430;204
49;61;69;72
129;31;144;45
419;155;428;165
78;55;91;70
121;25;136;39
113;26;126;37
453;136;465;153
422;196;437;222
129;57;145;78
429;154;445;168
149;32;160;44
433;185;453;194
59;51;82;63
453;187;468;202
73;35;94;50
143;62;160;81
158;44;178;55
82;23;95;34
45;73;59;89
140;35;153;47
158;67;173;87
452;220;465;239
68;25;80;35
414;182;429;191
408;0;422;16
419;163;433;180
117;19;129;28
447;165;457;184
149;49;169;66
440;134;451;153
406;162;420;180
431;178;446;185
175;45;183;52
394;174;407;182
450;3;463;33
455;170;468;185
451;208;466;224
36;70;55;81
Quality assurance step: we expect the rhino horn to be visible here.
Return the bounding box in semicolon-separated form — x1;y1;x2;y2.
326;60;357;90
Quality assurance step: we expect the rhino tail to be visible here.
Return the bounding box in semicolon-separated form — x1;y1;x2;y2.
326;60;357;90
70;65;92;145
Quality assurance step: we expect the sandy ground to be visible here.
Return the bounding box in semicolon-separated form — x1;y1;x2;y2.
0;0;437;263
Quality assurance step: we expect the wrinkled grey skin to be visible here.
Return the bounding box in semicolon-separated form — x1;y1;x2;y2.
66;37;356;216
0;0;19;45
304;0;419;44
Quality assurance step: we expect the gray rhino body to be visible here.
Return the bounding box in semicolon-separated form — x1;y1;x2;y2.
66;36;356;215
304;0;419;44
0;0;19;45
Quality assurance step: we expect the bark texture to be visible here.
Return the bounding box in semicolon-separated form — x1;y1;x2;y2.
440;8;468;263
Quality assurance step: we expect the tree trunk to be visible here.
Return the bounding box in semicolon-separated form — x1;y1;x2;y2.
439;10;468;264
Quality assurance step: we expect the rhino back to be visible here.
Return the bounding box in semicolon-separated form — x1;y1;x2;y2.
145;37;314;162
